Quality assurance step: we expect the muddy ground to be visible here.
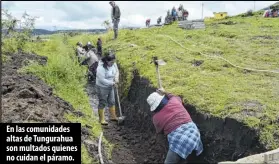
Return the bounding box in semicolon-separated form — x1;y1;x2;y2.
87;82;168;164
87;76;205;164
2;52;106;163
86;65;269;164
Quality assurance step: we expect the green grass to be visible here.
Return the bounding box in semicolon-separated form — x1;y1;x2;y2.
6;12;278;161
16;35;114;163
81;144;96;164
64;15;278;149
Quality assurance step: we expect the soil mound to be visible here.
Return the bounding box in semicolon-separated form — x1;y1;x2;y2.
2;53;73;123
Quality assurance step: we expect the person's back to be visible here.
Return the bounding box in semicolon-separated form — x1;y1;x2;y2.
97;39;102;55
157;17;161;24
172;8;177;16
152;94;192;135
111;4;121;19
178;10;183;18
86;49;99;67
146;19;151;27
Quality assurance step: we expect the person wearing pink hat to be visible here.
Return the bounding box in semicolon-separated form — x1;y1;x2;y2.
147;88;203;164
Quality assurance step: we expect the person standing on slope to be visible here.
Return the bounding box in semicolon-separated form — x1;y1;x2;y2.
157;16;162;25
109;1;121;40
147;88;203;164
96;51;119;125
146;19;151;27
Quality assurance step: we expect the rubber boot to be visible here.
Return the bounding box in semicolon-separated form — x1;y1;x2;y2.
98;109;108;125
109;106;118;121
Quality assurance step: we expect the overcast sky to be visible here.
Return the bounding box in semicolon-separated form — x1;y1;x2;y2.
2;1;277;30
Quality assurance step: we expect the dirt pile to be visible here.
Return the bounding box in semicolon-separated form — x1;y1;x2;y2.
2;53;72;123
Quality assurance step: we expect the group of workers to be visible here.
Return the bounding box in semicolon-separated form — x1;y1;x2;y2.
165;4;189;24
76;39;101;79
263;8;279;17
76;40;120;126
75;1;203;164
145;4;189;27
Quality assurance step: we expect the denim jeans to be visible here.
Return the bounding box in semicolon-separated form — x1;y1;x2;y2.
164;149;182;164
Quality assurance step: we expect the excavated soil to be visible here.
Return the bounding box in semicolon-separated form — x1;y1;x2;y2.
87;64;269;164
87;72;206;164
2;52;107;163
1;52;69;123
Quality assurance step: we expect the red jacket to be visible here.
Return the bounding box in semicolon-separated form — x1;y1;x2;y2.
152;94;192;135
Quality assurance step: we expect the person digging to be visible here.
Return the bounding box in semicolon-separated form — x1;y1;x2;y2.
109;1;121;40
147;88;204;164
96;51;119;125
85;44;99;81
76;42;86;63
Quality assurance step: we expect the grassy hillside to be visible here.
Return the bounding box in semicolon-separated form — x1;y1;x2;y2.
15;35;113;163
66;15;279;149
12;13;279;161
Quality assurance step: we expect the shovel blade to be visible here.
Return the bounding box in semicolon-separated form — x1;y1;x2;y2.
156;59;166;66
117;116;126;126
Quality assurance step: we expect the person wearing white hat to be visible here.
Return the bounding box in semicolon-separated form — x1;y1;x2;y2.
76;42;85;63
147;88;203;164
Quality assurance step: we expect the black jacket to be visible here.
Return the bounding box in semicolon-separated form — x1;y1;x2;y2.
111;5;121;20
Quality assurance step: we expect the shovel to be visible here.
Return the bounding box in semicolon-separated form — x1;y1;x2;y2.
115;86;126;125
151;56;166;88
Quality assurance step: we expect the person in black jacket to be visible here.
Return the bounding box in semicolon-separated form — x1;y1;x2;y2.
109;1;121;40
96;38;102;57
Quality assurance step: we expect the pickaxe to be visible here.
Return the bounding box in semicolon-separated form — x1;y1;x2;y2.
150;56;166;88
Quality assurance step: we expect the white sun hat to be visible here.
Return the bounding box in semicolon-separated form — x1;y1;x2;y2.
147;92;165;112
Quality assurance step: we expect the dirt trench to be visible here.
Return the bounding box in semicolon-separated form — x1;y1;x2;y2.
87;64;269;164
2;52;108;163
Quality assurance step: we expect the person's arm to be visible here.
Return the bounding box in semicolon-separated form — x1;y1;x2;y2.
111;7;114;21
96;66;114;86
118;6;121;18
156;88;174;98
